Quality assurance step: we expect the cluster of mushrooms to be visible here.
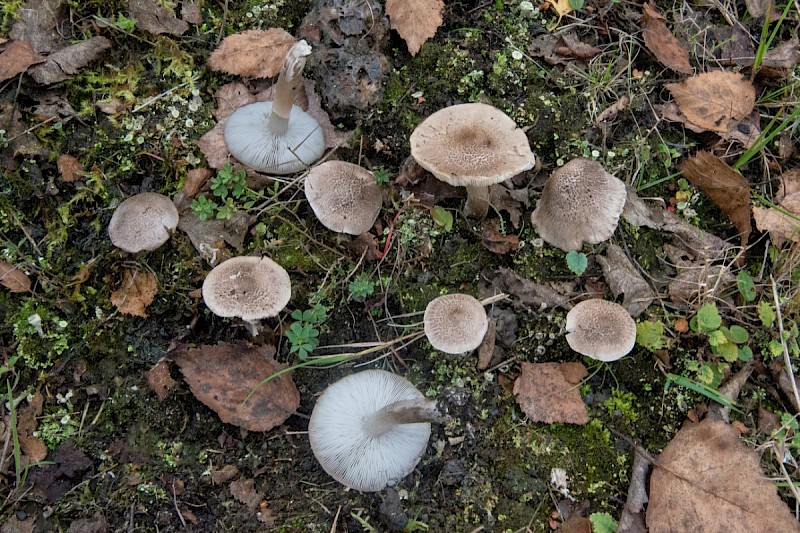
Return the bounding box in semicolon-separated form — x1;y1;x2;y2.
106;40;640;493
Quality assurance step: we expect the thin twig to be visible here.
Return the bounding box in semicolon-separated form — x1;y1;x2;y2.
771;276;800;412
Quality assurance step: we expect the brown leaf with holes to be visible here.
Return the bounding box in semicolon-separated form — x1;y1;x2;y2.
208;29;296;79
0;40;45;82
482;220;520;254
172;342;299;432
513;362;589;424
0;260;31;292
386;0;444;55
57;154;83;183
666;71;755;134
647;419;800;533
110;269;158;318
129;0;189;36
642;3;692;74
680;151;751;250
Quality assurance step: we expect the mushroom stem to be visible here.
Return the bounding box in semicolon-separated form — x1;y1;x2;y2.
268;40;312;135
364;398;441;438
464;184;490;219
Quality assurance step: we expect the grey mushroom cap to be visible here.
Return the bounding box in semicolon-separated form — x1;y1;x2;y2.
424;293;489;354
304;161;382;235
201;256;291;321
409;102;535;187
565;299;636;362
308;370;433;492
530;158;627;252
223;101;325;174
108;192;179;253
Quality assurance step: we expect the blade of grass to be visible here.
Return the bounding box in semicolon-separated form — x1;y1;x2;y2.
665;373;743;413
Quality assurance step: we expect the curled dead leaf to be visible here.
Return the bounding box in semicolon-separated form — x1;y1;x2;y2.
642;2;692;74
482;220;520;254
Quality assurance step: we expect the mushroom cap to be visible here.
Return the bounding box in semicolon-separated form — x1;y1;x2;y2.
530;158;627;252
565;299;636;362
424;293;488;354
108;192;179;253
304;161;382;235
409;102;536;187
223;101;325;175
308;369;431;492
202;256;291;321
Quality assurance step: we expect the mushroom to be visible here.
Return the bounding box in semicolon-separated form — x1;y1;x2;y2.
565;299;636;362
530;158;627;251
201;256;291;336
409;102;536;219
424;293;488;354
304;161;382;235
223;40;324;174
108;192;179;253
308;369;440;492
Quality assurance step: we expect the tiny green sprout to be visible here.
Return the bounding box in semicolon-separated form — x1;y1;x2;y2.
566;250;587;275
114;13;136;32
589;512;618;533
758;300;776;328
736;271;757;302
636;320;664;351
286;305;328;360
429;205;453;232
190;195;217;221
373;167;390;185
348;273;375;301
690;302;721;333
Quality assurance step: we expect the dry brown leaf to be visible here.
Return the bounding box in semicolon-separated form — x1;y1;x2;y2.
29;37;112;84
177;209;251;265
482;219;520;254
0;260;31;292
642;3;692;74
481;267;574;310
596;244;654;316
211;464;239;485
57;154;83;183
146;360;176;402
8;0;66;54
666;71;755;134
386;0;444;56
680;151;751;250
0;40;45;82
230;478;262;510
129;0;189;35
171;342;300;432
181;2;204;25
208;29;296;79
647;419;800;533
173;167;212;209
513;362;589;425
753;194;800;247
489;184;529;229
17;394;47;466
110;269;158;318
553;33;601;60
1;515;36;533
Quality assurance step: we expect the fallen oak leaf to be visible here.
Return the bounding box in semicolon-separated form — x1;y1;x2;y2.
642;2;692;74
386;0;444;56
208;29;296;79
680;151;751;251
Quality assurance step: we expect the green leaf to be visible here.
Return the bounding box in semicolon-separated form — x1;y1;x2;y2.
695;302;721;332
758;300;776;328
589;512;618;533
711;341;739;362
291;309;303;321
566;250;587;275
721;325;749;344
736;271;757;301
707;330;727;347
738;346;753;361
636;321;664;351
430;205;453;232
569;0;585;9
769;339;784;357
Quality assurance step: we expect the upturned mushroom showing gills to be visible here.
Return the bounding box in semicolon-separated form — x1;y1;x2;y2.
424;293;489;354
410;102;536;219
223;40;324;174
108;192;179;253
308;369;440;492
201;256;291;336
565;299;636;362
530;158;627;251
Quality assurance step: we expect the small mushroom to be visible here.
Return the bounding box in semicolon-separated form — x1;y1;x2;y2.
304;161;382;235
424;293;488;354
565;299;636;362
308;369;440;492
530;158;627;251
223;40;324;174
410;102;536;219
108;192;179;253
201;256;291;336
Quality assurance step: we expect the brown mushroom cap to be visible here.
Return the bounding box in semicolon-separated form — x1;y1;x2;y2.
410;103;536;187
202;256;291;321
304;161;382;235
565;299;636;362
423;293;488;354
530;158;627;252
108;192;179;253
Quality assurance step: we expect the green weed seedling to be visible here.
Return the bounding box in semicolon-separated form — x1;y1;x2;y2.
636;319;666;352
690;302;752;363
190;163;263;220
566;250;587;275
286;304;327;360
348;273;375;302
